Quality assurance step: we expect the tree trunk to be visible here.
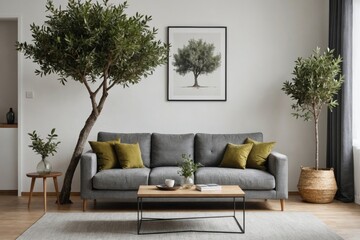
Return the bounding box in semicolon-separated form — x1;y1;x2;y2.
192;71;200;87
315;117;319;170
192;73;200;87
58;111;98;204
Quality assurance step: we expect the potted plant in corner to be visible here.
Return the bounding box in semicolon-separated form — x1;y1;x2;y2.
28;128;60;174
178;154;202;189
282;47;344;203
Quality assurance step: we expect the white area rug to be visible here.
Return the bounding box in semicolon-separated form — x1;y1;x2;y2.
17;211;343;240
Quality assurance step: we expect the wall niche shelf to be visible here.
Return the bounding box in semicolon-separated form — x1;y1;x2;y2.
0;123;18;128
0;124;18;191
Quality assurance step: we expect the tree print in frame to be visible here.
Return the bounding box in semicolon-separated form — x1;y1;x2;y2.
167;26;227;101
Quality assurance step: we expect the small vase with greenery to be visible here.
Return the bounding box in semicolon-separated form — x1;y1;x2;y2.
178;154;202;189
282;47;343;203
28;128;60;174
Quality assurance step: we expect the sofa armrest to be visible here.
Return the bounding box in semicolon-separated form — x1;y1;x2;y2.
80;151;97;199
268;151;288;199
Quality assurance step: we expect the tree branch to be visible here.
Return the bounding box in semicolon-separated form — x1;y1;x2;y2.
93;81;104;95
96;65;111;112
107;80;117;91
83;77;100;115
94;59;113;95
83;76;94;95
104;59;116;91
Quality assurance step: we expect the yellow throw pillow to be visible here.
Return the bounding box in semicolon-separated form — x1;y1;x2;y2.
219;143;254;169
89;139;120;171
245;138;275;170
114;143;144;169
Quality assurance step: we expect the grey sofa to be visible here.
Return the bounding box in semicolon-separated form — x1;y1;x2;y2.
81;132;288;211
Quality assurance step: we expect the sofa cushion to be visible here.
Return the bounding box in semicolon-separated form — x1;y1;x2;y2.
97;132;151;168
219;143;253;169
151;133;194;167
195;167;275;190
114;143;144;169
245;138;276;170
93;168;150;190
149;167;183;185
89;139;120;171
195;133;263;167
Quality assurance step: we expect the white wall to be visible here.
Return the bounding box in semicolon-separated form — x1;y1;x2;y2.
0;20;18;123
0;0;329;193
0;128;18;190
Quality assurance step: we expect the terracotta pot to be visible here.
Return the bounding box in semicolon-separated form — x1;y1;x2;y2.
297;167;337;203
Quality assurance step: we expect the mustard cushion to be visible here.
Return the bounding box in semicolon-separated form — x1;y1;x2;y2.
219;143;253;169
89;139;120;171
114;143;144;169
245;138;275;170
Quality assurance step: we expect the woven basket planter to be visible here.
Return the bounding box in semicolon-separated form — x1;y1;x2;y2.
297;167;338;203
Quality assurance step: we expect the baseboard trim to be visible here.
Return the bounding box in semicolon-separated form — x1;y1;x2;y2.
0;190;17;195
289;191;299;195
18;191;299;197
21;192;80;196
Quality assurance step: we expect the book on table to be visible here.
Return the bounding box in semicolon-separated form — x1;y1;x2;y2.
196;184;222;191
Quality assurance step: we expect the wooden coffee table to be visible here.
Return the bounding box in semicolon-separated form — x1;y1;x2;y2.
137;185;245;235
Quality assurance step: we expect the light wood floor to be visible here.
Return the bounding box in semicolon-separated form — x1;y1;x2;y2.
1;194;359;240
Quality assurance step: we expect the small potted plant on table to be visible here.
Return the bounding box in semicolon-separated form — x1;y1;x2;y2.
178;154;202;189
28;128;61;174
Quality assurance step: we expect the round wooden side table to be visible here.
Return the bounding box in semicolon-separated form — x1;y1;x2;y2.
26;172;62;212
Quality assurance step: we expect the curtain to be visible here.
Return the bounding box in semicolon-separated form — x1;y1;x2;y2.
327;0;354;202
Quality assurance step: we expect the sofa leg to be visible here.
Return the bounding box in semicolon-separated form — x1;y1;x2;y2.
94;199;97;207
83;199;87;212
280;199;285;211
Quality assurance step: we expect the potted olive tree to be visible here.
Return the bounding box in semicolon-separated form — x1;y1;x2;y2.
17;0;168;204
282;47;344;203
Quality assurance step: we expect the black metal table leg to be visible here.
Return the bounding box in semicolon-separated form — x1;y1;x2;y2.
243;196;246;233
137;197;139;234
137;197;143;235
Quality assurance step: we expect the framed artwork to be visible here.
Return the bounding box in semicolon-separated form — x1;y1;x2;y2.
167;26;227;101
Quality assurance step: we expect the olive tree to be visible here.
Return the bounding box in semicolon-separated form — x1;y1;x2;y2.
17;0;168;204
282;48;344;170
173;39;221;87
